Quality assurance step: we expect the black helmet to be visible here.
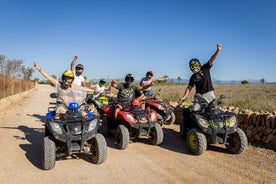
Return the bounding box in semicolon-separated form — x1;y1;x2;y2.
76;64;84;69
189;58;201;73
125;74;134;87
75;64;84;76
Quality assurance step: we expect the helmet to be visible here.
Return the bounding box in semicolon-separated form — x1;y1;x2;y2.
99;78;106;87
189;58;201;73
99;78;106;84
125;74;134;87
61;70;74;89
62;70;74;80
75;64;84;76
146;71;153;77
76;64;84;69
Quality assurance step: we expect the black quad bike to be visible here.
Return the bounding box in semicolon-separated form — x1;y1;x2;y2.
42;91;107;170
180;94;248;155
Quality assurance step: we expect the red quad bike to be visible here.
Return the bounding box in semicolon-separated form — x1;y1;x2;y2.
143;88;176;125
101;100;164;150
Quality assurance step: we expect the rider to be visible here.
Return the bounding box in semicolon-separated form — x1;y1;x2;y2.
111;74;152;121
140;71;168;96
70;54;86;87
33;62;94;119
90;78;107;98
179;43;222;111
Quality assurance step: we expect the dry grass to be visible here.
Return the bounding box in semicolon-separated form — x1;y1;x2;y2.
0;74;36;99
147;83;276;112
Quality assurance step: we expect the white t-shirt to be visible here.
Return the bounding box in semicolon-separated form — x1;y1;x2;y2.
73;72;85;86
93;84;105;98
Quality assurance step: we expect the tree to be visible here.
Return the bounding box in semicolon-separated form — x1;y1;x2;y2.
241;80;249;84
177;76;182;83
21;66;34;80
260;78;265;84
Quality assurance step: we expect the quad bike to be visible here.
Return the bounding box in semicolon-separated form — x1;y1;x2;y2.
42;91;107;170
86;90;115;116
101;99;164;150
142;88;175;125
180;94;248;155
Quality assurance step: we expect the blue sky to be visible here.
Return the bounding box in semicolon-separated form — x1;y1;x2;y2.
1;0;276;82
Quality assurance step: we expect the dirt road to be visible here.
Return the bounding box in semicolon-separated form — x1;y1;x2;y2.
0;85;275;184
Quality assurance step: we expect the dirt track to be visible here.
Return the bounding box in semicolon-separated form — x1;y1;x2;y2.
0;85;275;184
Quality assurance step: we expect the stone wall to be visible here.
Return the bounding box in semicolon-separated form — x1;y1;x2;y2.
173;106;276;149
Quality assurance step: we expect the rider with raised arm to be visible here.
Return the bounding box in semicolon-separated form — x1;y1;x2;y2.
70;54;86;87
140;71;168;96
33;62;94;119
179;43;222;111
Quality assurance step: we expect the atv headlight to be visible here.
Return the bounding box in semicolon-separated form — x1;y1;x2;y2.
126;114;135;122
150;112;157;121
228;116;237;127
88;119;98;132
197;117;208;129
50;122;62;134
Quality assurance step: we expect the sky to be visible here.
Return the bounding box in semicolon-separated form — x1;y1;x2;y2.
1;0;276;83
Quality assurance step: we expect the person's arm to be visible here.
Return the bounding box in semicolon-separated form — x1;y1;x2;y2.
137;81;153;91
70;54;80;72
208;43;222;66
152;76;169;83
81;79;86;87
33;62;58;86
179;86;193;101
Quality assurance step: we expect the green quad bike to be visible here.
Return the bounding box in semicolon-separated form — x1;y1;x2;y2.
180;94;248;155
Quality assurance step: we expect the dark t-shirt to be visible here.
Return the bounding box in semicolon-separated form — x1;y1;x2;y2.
188;62;214;94
117;83;141;107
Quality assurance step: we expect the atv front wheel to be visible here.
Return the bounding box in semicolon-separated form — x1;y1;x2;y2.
164;112;176;125
187;129;207;155
90;133;107;164
149;123;164;145
225;128;248;154
42;136;56;170
115;125;129;150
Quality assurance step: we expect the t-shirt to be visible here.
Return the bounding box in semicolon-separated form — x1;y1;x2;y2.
140;77;153;96
188;62;214;94
117;83;141;107
73;72;85;86
93;84;105;98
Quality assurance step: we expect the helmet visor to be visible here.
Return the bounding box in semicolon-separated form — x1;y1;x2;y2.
190;63;200;70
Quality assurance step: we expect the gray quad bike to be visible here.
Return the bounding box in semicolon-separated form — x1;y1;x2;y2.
180;94;248;155
42;92;107;170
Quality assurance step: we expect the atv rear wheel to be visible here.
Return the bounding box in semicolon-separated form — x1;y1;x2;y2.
90;133;107;164
164;112;176;125
225;128;248;154
42;136;56;170
187;129;207;155
149;123;164;145
115;125;129;150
